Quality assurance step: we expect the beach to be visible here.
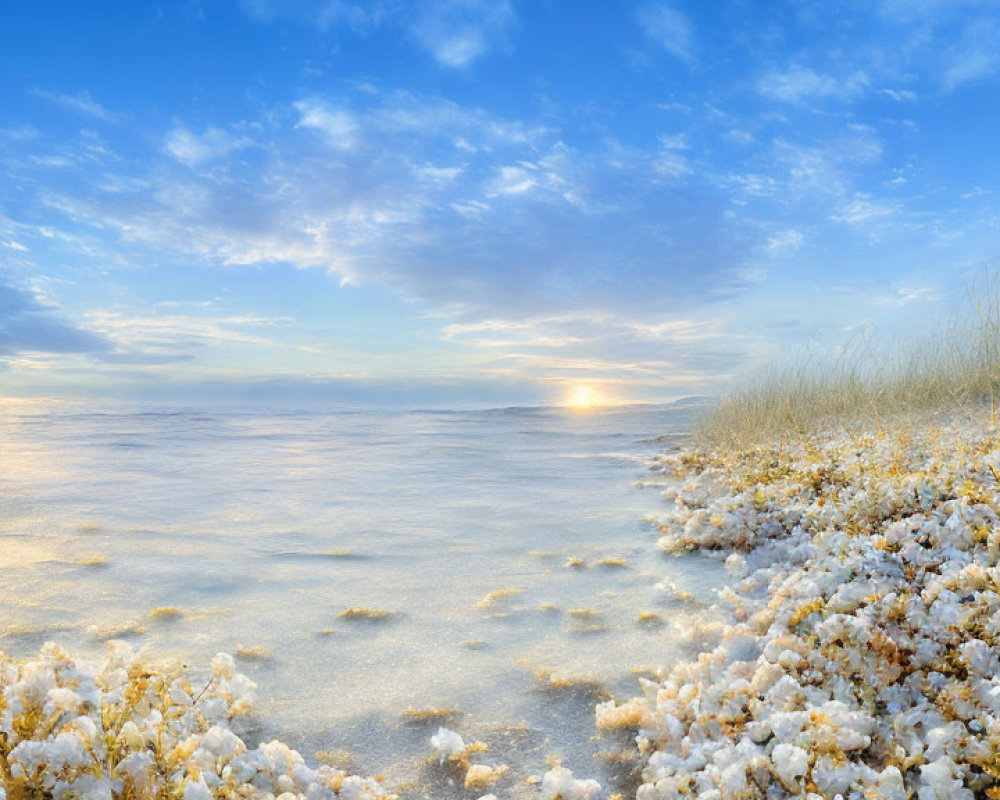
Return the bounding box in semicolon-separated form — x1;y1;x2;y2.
7;407;1000;798
0;402;721;798
613;410;1000;799
5;0;996;796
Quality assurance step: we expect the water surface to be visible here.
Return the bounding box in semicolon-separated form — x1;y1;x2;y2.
0;402;726;790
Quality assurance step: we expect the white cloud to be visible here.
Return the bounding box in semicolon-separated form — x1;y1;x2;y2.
879;88;918;101
441;318;534;338
18;85;783;332
294;101;360;149
772;127;883;197
239;0;390;32
624;318;723;342
872;2;1000;93
165;127;251;167
872;284;938;306
960;187;991;201
0;125;41;141
451;199;491;218
29;155;74;168
829;195;897;224
370;92;544;144
490;165;537;195
764;229;804;255
652;151;689;179
757;67;868;104
723;128;757;146
423;28;487;67
240;1;514;69
637;3;694;63
721;173;778;198
32;89;118;121
773;140;845;196
943;37;1000;89
658;133;688;150
312;1;390;33
83;311;295;358
414;164;463;185
411;0;515;68
651;134;691;179
439;311;743;393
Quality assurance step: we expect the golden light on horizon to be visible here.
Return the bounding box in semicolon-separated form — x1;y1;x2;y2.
567;383;597;410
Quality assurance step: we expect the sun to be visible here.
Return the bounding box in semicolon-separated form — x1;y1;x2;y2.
567;383;597;410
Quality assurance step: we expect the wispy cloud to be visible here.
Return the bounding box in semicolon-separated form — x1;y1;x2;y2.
441;310;747;394
636;2;694;63
165;127;252;167
9;0;1000;401
239;0;390;31
32;89;118;121
25;88;758;322
489;165;537;195
763;229;804;255
879;88;918;101
829;194;898;225
771;126;883;197
239;0;514;69
651;133;691;179
411;0;515;68
757;67;868;104
294;101;360;150
84;311;294;361
942;19;1000;89
873;283;938;306
0;278;109;356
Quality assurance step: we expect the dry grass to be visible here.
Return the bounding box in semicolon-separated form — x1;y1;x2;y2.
147;606;183;620
695;281;1000;447
337;607;395;622
401;706;463;723
532;668;610;699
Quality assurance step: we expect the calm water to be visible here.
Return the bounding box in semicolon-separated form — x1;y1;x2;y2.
0;402;725;790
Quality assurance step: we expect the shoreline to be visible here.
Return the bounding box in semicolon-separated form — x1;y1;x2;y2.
0;403;704;799
10;412;1000;798
600;411;1000;799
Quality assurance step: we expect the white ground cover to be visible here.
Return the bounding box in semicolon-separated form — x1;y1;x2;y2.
597;419;1000;799
13;416;1000;799
0;642;394;800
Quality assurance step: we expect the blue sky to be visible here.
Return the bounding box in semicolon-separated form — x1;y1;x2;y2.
2;0;1000;406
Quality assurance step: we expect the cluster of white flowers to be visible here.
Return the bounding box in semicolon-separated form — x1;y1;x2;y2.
539;766;602;799
429;726;467;763
0;642;395;800
426;727;512;793
425;727;602;798
600;421;1000;799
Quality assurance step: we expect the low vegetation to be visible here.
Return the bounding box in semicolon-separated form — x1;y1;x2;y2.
696;281;1000;446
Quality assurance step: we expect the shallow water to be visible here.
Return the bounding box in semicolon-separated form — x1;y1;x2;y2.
0;402;726;791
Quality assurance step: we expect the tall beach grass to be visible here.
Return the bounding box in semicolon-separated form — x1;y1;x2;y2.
695;281;1000;447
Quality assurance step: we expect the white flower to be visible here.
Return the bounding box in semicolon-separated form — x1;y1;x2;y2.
771;733;809;784
118;721;145;749
182;778;213;800
541;766;601;799
725;552;750;578
115;751;155;782
430;727;466;762
44;687;83;715
211;652;235;680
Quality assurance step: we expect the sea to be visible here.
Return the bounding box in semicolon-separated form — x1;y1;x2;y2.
0;401;727;793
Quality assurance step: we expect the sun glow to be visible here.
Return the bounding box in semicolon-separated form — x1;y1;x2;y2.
567;383;597;410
